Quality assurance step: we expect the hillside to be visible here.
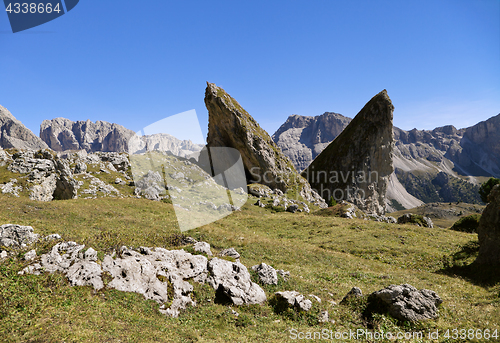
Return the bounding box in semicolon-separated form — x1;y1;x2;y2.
1;194;498;342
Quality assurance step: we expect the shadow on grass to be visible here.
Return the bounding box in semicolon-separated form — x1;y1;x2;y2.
437;240;500;287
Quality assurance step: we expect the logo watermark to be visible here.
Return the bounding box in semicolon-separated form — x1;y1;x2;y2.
128;110;248;232
3;0;79;33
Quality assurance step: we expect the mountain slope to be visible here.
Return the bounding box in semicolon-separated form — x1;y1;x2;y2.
0;105;48;150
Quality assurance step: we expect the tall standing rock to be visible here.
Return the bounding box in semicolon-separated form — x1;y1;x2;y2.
302;90;394;215
475;184;500;265
0;105;49;150
205;82;325;206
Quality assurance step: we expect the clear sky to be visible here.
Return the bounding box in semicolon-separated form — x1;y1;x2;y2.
1;0;499;144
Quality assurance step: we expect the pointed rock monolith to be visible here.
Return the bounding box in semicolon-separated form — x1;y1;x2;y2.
302;90;394;215
205;82;325;207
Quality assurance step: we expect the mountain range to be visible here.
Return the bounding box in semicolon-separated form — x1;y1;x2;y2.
1;102;498;210
273;112;500;209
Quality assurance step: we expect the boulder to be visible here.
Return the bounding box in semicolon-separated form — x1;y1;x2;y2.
193;241;213;257
274;291;312;311
340;287;363;304
366;284;442;321
205;82;326;208
251;263;278;285
219;248;240;260
302;90;394;216
475;184;500;264
207;257;266;305
0;224;39;248
397;213;434;228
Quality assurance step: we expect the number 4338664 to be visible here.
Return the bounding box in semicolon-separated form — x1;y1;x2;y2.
6;3;62;14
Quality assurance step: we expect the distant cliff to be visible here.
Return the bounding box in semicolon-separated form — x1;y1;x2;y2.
272;112;351;172
40;118;135;153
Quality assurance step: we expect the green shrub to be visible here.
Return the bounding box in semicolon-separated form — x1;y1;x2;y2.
328;196;337;207
450;214;481;233
479;178;500;203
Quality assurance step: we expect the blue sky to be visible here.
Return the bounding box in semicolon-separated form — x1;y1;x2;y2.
1;0;499;144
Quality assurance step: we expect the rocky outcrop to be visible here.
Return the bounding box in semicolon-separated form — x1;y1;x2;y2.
272;113;351;172
0;105;48;150
475;184;500;265
8;150;79;201
0;224;39;249
302;90;394;216
366;284;443;321
205;82;325;207
127;133;204;158
207;257;267;305
40;118;135;153
251;263;278;285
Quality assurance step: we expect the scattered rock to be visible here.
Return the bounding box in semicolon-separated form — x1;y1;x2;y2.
1;178;22;197
309;294;321;303
219;248;240;260
318;310;330;323
193;241;213;257
366;284;443;321
276;269;290;281
254;199;266;207
275;291;312;311
0;250;8;259
340;287;363;304
208;257;266;305
0;224;39;248
46;233;61;241
24;249;36;261
251;263;278;285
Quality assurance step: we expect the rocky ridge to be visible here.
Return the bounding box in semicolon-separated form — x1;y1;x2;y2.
0;105;48;150
40;118;135;153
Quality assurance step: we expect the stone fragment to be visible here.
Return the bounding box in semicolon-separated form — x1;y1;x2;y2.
0;224;39;248
251;263;278;285
193;241;213;257
275;291;312;311
219;248;240;260
207;257;266;305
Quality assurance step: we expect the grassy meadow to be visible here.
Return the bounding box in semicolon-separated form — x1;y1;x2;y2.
0;194;498;342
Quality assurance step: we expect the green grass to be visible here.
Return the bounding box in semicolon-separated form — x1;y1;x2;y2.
0;194;498;342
